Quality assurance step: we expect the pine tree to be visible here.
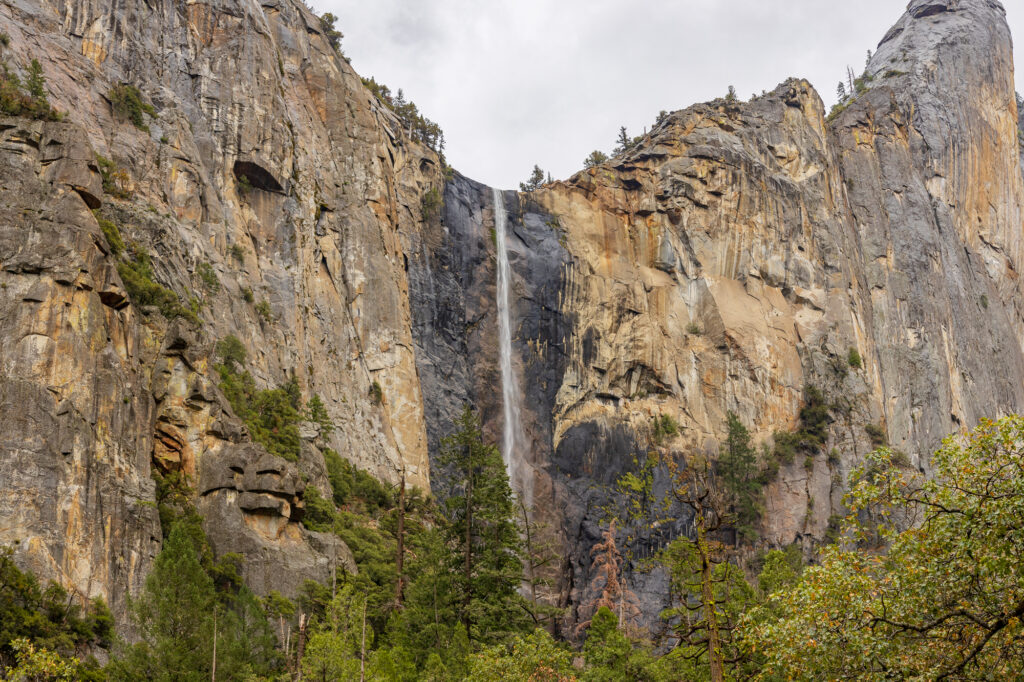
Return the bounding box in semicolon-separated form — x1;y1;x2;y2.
108;518;280;680
614;126;631;155
25;60;46;101
583;150;608;169
438;405;531;646
717;412;763;542
519;165;546;192
110;520;217;679
836;81;847;102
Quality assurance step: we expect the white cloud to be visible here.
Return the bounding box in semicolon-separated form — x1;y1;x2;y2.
310;0;1024;189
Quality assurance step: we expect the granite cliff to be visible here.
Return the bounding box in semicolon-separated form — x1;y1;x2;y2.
0;0;1022;635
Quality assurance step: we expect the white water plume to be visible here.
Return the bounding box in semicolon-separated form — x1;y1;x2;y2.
492;187;530;506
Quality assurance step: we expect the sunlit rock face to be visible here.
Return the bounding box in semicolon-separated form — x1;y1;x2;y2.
409;0;1024;633
1;0;1022;636
0;0;441;625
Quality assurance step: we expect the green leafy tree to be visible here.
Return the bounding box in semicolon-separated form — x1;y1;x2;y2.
660;538;756;678
301;586;367;681
468;628;577;681
744;416;1024;679
384;523;470;676
4;638;80;681
439;406;532;646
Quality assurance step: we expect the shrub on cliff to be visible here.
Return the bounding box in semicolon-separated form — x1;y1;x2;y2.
117;243;199;324
0;58;60;121
108;83;155;131
583;150;608;168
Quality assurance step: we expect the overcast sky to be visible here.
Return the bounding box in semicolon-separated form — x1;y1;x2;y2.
309;1;1024;189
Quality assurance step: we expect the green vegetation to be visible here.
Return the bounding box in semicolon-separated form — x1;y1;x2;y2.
369;380;384;406
686;322;702;335
847;346;862;368
519;164;546;192
864;422;886;447
650;413;679;445
237;173;253;196
196;261;219;293
95;155;131;199
322;448;391;513
107;517;279;680
306;394;334;437
0;547;112;677
828;59;877;122
771;385;830;465
241;286;254;303
318;12;345;57
255;299;273;322
583;150;608;168
215;337;303;461
94;211;124;256
108;84;155;131
117;240;199;324
981;293;989;309
361;77;444;153
717;412;764;541
227;243;245;263
746;416;1024;678
0;56;61;121
421;186;442;220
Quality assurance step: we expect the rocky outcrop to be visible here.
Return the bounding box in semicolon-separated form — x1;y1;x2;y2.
0;119;160;619
0;0;442;623
408;0;1024;634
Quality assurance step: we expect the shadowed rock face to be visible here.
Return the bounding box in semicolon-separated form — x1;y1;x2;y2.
408;0;1024;634
1;0;1023;637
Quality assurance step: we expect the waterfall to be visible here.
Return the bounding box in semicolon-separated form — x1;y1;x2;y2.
493;187;529;505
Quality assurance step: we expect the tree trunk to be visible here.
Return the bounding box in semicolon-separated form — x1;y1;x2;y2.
211;607;217;682
698;518;724;682
296;613;307;682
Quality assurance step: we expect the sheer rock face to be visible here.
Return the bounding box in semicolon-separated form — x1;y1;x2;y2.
411;0;1024;631
1;0;1023;635
0;0;439;621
